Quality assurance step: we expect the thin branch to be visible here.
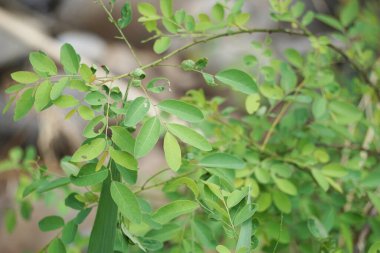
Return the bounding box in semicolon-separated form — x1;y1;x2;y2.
97;0;142;67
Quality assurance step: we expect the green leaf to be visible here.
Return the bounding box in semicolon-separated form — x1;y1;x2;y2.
39;216;64;232
83;115;106;138
53;95;79;108
307;217;328;239
284;48;303;68
167;123;211;151
315;14;344;32
60;43;80;74
134;117;161;158
211;3;224;22
329;100;362;124
163;132;181;171
272;190;291;214
60;157;80;176
215;69;258;94
4;209;16;233
11;71;39;84
340;0;359;26
71;138;107;163
110;181;142;223
311;169;329;192
274;178;298;196
227;190;246;208
164;177;200;198
368;192;380;214
85;91;106;106
369;241;380;253
153;36;171;54
29;51;57;76
79;64;95;83
312;96;327;119
280;63;297;93
199;153;245;169
118;2;132;29
37;178;70;193
233;204;256;226
78;105;95;120
14;88;34;121
34;80;52;111
192;219;217;248
152;200;198;224
124;97;150;127
138;3;158;17
71;163;108;186
47;238;66;253
158;99;204;122
110;126;135;155
236;196;253;252
109;147;138;171
62;221;78;244
5;83;25;94
50;77;68;100
160;0;173;17
216;245;231;253
245;94;260;114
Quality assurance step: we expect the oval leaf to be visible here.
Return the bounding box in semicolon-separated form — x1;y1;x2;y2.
124;97;150;127
163;132;181;171
167;123;211;151
152;200;198;224
158;99;204;122
60;43;80;74
110;181;142;223
199;153;245;169
134;117;161;158
215;69;257;94
71;138;107;163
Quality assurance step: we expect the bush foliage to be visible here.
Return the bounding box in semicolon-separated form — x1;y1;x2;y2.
2;0;380;252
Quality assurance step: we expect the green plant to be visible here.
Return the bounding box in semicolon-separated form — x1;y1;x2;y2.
2;0;380;252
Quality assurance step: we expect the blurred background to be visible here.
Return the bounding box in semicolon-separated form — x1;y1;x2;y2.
0;0;376;252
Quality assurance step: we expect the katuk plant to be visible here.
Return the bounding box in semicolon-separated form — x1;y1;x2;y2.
2;0;380;253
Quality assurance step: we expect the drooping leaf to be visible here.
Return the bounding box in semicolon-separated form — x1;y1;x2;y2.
167;123;211;151
34;80;52;111
163;132;181;171
124;97;150;127
215;69;258;94
134;117;161;158
158;99;204;122
14;88;34;121
118;2;133;29
110;181;142;223
152;200;198;224
71;138;107;163
60;43;80;74
199;153;245;169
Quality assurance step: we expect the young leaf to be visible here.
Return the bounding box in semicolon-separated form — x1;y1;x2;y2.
284;48;303;68
71;138;107;163
124;97;150;127
29;51;57;76
78;105;95;120
167;123;211;151
110;181;142;223
80;64;95;83
60;43;80;74
34;80;52;111
134;117;161;158
158;99;204;122
39;216;64;231
153;36;171;54
11;71;39;84
215;69;258;94
118;2;132;29
14;88;34;121
163;132;181;171
199;153;245;169
216;245;231;253
110;126;135;155
53;95;79;108
245;94;260;114
138;3;158;17
109;147;138;171
152;200;198;224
